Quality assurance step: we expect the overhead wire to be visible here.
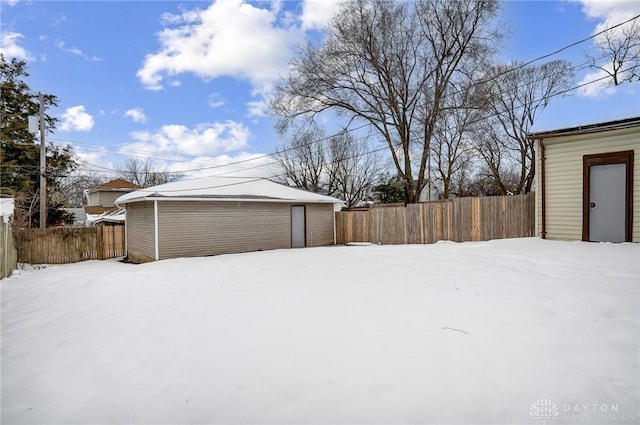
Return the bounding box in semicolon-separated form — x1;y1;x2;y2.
60;24;630;178
7;15;638;186
57;53;610;179
101;64;634;194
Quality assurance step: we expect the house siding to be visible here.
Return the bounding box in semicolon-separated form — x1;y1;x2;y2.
156;201;336;260
535;126;640;242
87;191;123;207
125;202;156;262
305;203;335;247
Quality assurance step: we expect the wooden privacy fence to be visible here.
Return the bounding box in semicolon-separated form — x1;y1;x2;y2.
336;193;535;245
1;220;18;279
14;225;125;264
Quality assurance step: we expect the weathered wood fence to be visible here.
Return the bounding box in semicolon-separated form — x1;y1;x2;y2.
14;225;125;264
1;220;18;279
336;193;535;245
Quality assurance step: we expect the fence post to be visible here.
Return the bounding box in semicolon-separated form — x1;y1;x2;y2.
1;221;17;279
96;226;104;260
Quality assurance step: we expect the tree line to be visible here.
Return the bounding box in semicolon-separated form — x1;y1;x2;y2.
270;0;639;206
2;0;638;225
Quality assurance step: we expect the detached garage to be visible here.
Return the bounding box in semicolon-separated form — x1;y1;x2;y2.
116;177;343;262
529;116;639;243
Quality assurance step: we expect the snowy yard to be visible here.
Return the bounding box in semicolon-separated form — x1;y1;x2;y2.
1;238;638;424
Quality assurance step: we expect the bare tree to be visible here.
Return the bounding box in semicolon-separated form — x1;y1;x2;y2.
274;126;382;207
430;83;479;199
271;0;502;203
275;126;328;193
327;131;383;207
585;18;640;86
117;158;182;188
472;60;574;194
52;172;104;207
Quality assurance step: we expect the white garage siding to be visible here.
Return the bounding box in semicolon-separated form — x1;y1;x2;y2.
305;203;336;247
125;202;156;263
535;125;640;242
155;201;336;260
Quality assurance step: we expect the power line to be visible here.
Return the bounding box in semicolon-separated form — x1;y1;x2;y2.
192;67;634;183
18;15;639;183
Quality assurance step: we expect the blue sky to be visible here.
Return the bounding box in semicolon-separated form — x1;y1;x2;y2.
1;0;639;180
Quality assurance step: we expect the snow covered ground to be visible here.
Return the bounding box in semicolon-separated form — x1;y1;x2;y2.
1;238;638;424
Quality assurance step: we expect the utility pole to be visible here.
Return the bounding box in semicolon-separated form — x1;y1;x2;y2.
38;93;46;230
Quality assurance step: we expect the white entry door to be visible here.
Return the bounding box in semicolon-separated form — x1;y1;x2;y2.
291;206;306;248
588;163;626;242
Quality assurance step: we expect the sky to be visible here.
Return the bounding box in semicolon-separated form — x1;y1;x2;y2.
1;0;639;181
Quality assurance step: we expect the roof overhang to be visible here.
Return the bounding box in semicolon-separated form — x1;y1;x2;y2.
527;116;640;140
87;187;138;194
118;196;342;206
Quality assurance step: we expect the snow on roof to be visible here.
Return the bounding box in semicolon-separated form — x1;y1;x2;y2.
85;207;126;226
91;209;126;225
115;176;345;205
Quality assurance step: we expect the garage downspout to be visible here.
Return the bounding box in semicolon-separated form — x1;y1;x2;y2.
154;200;159;261
540;139;546;239
124;205;128;258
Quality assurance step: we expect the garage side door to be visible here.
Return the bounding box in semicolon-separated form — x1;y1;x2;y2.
291;206;306;248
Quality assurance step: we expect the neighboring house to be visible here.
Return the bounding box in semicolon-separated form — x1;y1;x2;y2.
529;116;639;243
84;179;139;226
115;176;344;262
85;179;141;207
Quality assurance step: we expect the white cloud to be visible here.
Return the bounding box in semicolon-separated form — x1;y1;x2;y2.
136;0;300;92
208;93;225;108
576;0;640;30
0;32;31;61
165;152;276;179
246;98;269;117
120;120;251;157
300;0;341;30
1;0;19;7
74;147;115;177
54;39;102;61
55;40;82;56
576;68;619;97
59;106;94;132
124;107;148;123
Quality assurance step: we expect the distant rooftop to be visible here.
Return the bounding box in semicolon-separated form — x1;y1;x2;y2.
84;206;121;216
90;179;141;192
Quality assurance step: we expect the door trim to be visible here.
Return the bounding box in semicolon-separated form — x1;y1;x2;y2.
582;150;634;242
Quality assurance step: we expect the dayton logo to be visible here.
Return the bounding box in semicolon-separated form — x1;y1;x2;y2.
529;398;559;425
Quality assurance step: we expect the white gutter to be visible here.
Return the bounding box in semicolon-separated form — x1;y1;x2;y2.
154;200;159;261
124;206;128;258
117;196;341;205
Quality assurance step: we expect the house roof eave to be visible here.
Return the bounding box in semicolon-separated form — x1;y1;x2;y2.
117;196;343;206
527;116;640;140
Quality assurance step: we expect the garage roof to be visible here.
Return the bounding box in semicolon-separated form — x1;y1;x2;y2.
115;176;344;205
